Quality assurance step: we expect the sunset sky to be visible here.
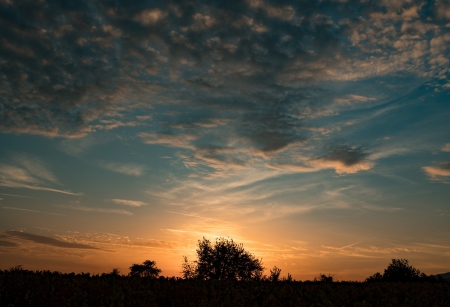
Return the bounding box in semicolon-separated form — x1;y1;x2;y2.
1;0;450;281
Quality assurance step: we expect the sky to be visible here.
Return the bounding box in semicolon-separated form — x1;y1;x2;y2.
0;0;450;281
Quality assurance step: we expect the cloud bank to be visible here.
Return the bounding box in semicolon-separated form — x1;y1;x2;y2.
5;231;102;250
1;0;449;177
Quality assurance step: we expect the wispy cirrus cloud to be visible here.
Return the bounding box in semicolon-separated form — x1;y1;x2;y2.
138;132;197;150
111;199;147;207
99;161;148;177
0;154;82;195
2;206;66;216
4;231;102;250
58;231;178;250
60;204;133;216
334;94;377;105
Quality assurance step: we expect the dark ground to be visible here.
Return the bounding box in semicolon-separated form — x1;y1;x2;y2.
1;270;449;307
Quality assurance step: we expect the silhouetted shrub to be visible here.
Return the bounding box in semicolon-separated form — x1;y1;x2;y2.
366;259;431;282
129;260;161;278
314;274;334;282
269;266;281;282
365;272;383;282
182;237;264;281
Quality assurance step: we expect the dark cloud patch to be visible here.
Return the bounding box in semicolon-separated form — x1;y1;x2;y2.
318;145;370;166
0;240;19;247
5;231;102;250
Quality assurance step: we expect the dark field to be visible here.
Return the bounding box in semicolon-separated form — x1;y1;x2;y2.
1;270;450;307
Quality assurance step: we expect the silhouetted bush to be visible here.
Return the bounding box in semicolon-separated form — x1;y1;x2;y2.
182;237;264;281
314;274;334;282
365;259;438;283
129;260;161;278
365;272;383;282
269;266;282;282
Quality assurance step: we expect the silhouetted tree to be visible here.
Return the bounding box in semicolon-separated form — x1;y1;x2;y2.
314;274;334;282
181;256;197;279
365;272;383;282
182;237;264;281
102;268;121;277
129;260;161;278
365;259;428;282
383;259;422;282
283;273;293;282
269;266;281;282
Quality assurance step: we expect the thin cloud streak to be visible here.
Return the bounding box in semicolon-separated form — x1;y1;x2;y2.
0;157;83;196
157;209;227;222
111;199;147;207
0;193;45;200
5;231;103;250
59;205;133;216
99;161;148;177
2;206;66;217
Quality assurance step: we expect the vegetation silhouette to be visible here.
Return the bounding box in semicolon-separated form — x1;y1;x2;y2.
129;260;161;278
2;252;450;306
269;266;281;282
314;274;334;283
2;264;450;307
365;259;437;282
182;237;264;281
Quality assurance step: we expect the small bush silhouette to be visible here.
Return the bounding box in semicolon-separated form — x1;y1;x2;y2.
129;260;161;278
314;274;334;282
269;266;281;282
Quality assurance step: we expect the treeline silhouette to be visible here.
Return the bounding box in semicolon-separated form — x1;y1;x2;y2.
1;237;449;306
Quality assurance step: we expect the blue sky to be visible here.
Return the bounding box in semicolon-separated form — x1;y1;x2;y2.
0;0;449;280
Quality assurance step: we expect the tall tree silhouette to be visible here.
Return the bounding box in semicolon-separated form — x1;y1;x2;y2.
182;237;264;281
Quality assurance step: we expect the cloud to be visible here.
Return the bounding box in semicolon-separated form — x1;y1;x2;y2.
133;9;168;25
55;231;179;251
334;94;377;105
442;143;450;152
11;154;57;183
321;244;422;257
311;145;374;174
136;115;152;121
0;155;82;195
99;161;148;177
1;0;449;176
422;161;450;181
247;0;296;21
268;145;374;174
0;240;19;247
111;199;147;207
5;231;101;250
60;205;133;215
2;206;66;216
139;132;197;149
